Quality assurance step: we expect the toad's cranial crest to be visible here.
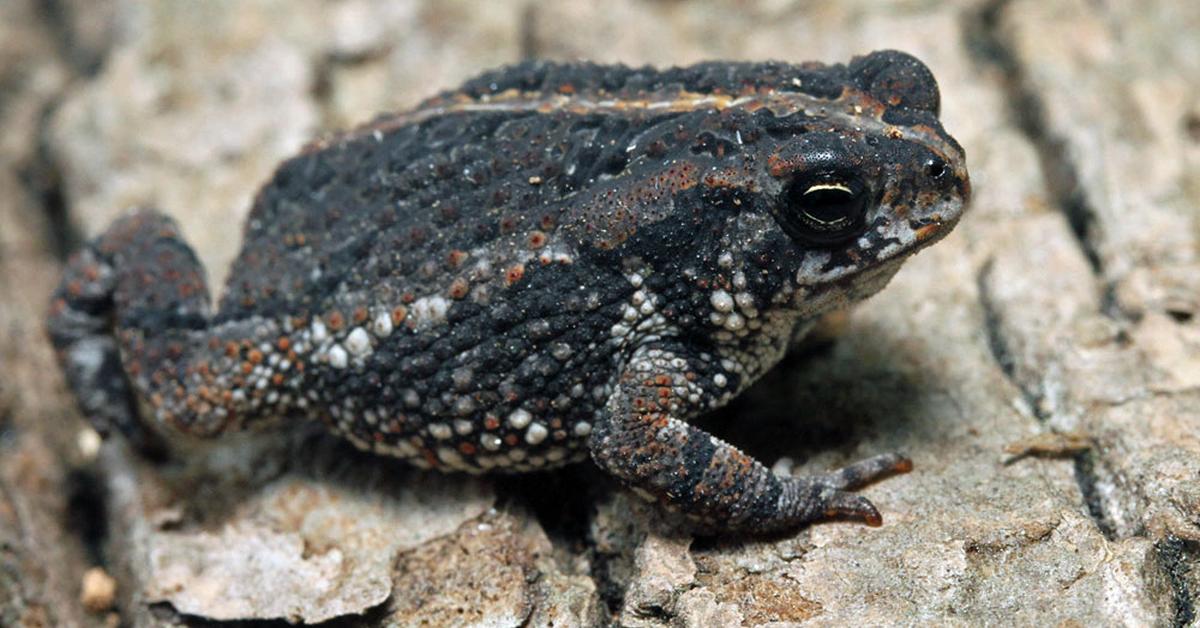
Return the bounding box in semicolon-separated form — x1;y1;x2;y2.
48;50;969;533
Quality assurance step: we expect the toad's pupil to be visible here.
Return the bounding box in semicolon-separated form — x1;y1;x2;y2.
799;185;857;227
788;182;866;239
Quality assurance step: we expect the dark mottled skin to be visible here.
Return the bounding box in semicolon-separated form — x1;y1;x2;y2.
48;51;969;533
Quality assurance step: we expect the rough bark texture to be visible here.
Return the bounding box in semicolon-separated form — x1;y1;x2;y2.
1;0;1197;625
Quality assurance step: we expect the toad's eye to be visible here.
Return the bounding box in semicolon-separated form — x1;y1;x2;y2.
779;176;869;246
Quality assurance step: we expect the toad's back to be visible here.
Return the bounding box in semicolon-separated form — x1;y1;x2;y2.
48;53;969;533
218;60;912;322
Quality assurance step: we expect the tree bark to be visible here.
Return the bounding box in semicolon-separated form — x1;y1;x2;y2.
2;0;1196;625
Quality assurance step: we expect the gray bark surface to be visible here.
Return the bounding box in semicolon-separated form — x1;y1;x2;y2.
1;0;1196;625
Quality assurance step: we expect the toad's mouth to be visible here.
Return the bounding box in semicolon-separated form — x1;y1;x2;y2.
828;256;906;294
790;188;966;288
913;221;943;243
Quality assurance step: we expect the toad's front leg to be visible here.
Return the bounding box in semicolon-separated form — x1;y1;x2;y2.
589;344;911;533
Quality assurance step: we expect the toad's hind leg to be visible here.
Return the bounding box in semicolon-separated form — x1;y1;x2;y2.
589;344;911;533
47;209;246;449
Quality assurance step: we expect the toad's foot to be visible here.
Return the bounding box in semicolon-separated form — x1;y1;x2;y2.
778;453;912;528
590;340;912;534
